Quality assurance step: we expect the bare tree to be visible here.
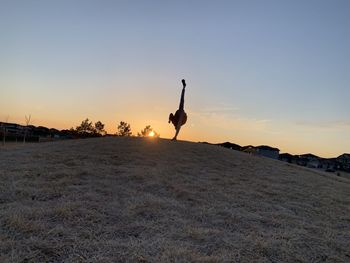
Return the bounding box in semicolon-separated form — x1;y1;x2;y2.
23;114;31;144
1;115;9;146
1;124;3;146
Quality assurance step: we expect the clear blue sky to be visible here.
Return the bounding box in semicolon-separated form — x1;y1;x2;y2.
1;0;349;157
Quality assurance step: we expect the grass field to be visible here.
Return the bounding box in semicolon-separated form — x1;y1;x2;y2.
0;137;349;262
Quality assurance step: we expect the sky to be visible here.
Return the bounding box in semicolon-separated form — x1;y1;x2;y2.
1;0;349;157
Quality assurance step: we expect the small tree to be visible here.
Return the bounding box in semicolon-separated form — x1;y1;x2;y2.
76;118;96;136
23;114;31;144
116;121;132;136
138;125;159;137
95;121;106;136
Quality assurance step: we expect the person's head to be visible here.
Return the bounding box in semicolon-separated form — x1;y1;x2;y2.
182;79;186;88
168;113;174;123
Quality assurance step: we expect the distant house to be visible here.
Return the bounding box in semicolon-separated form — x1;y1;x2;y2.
255;145;280;159
0;122;21;135
242;145;280;159
336;153;350;172
321;158;337;171
0;122;39;142
299;154;323;168
0;122;72;142
279;153;299;164
217;142;242;151
33;126;50;137
279;153;342;172
213;139;347;173
242;145;257;155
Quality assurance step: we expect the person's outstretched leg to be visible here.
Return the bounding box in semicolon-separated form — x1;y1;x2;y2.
171;79;187;141
173;80;186;140
179;79;186;110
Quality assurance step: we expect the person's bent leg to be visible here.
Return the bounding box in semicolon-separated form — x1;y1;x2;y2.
172;126;181;141
172;112;184;140
179;87;185;111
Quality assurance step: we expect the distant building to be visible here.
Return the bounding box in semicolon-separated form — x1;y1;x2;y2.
214;140;347;173
0;122;22;135
279;153;298;164
336;153;350;172
242;145;257;155
33;126;50;137
242;145;279;159
299;154;322;168
255;145;280;159
217;142;242;151
279;152;346;173
321;158;337;171
0;122;62;142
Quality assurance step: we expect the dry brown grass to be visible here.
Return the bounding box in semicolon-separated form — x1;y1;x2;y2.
0;137;349;262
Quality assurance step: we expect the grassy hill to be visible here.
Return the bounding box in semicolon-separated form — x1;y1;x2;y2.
0;137;349;262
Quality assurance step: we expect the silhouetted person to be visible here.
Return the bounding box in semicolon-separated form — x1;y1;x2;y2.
168;79;187;140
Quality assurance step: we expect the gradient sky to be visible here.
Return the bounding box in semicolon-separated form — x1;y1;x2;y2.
1;0;349;157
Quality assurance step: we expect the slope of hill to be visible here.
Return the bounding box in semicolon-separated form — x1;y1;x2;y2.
0;137;349;262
